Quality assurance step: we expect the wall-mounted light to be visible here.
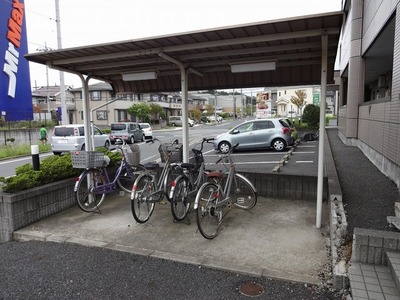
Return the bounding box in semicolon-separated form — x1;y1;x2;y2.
230;61;276;73
122;71;158;81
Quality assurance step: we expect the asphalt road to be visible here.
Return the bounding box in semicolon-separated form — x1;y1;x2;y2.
0;240;342;300
0;120;302;177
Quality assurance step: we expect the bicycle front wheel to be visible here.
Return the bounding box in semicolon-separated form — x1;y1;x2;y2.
195;182;222;239
117;164;138;193
75;169;106;212
230;174;257;210
131;174;156;223
170;176;191;221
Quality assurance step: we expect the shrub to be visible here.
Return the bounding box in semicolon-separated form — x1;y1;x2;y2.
0;148;122;193
302;104;320;128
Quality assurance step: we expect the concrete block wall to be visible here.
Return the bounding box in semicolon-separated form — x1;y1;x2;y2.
0;178;76;243
352;227;400;266
240;172;326;201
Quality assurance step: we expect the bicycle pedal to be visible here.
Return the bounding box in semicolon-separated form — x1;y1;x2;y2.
160;200;168;205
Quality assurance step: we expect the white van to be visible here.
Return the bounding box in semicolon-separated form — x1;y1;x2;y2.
168;116;195;127
51;124;110;155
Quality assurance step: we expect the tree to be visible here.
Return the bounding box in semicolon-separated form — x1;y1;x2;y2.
149;103;163;123
190;108;202;122
302;104;320;127
127;103;150;122
290;90;307;116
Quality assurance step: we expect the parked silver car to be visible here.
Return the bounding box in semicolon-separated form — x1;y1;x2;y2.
109;122;144;144
51;124;110;155
213;119;293;153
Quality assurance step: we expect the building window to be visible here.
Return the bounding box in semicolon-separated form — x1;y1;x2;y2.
90;91;101;101
96;110;108;120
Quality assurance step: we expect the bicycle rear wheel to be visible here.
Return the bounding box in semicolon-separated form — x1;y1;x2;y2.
117;164;138;193
195;182;222;239
170;176;191;221
131;174;156;223
75;169;106;212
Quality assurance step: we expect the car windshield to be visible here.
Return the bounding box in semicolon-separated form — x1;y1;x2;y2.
111;124;127;131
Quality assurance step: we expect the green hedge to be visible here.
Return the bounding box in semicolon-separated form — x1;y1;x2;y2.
0;148;122;193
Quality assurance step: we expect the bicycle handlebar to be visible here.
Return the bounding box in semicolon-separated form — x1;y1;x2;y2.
215;143;239;164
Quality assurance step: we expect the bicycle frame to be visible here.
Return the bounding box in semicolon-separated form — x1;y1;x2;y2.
194;143;256;210
131;139;180;203
74;143;140;195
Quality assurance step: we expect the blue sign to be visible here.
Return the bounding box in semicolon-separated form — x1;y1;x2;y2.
0;0;33;121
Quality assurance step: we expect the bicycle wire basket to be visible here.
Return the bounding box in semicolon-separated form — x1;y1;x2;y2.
158;143;183;163
190;148;204;171
71;151;105;169
124;144;141;166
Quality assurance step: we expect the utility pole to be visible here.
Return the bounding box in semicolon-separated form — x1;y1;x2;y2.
55;0;68;125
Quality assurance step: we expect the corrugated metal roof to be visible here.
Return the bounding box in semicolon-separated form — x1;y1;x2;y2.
25;12;343;94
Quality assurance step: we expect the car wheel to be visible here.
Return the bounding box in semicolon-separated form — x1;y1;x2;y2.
272;139;286;152
218;141;231;153
81;144;86;150
130;136;135;144
53;152;62;156
141;135;145;142
104;140;110;149
171;123;176;127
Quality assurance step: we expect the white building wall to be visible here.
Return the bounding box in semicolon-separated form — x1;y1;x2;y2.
362;0;398;54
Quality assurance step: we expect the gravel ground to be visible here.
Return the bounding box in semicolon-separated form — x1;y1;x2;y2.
326;128;400;236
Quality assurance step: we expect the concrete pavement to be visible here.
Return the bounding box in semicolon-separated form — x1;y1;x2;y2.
14;192;330;285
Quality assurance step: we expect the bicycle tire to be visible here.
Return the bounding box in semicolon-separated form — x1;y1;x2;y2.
170;176;191;221
131;174;156;223
195;182;222;239
75;169;106;212
117;164;137;193
221;173;257;210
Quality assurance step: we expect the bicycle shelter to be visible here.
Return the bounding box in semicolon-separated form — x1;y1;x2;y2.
25;11;343;226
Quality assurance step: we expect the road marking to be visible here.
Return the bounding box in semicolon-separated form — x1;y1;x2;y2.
293;151;315;154
205;161;279;165
295;161;314;163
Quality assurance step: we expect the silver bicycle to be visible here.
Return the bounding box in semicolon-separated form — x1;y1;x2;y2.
130;138;182;223
194;143;257;239
169;138;214;222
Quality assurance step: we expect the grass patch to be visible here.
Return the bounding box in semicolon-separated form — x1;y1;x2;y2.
0;144;51;159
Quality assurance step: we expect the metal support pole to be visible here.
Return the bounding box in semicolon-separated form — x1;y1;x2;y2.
316;33;328;228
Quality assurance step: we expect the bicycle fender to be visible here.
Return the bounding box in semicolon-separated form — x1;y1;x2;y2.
194;182;215;209
235;173;257;193
131;174;146;200
73;171;86;192
169;175;184;199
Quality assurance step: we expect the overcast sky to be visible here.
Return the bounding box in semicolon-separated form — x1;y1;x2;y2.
24;0;342;90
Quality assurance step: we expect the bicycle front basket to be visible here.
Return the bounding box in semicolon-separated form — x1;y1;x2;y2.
125;151;140;165
190;148;204;171
71;151;105;168
158;143;183;163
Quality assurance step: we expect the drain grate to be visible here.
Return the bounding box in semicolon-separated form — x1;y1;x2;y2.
238;282;264;297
